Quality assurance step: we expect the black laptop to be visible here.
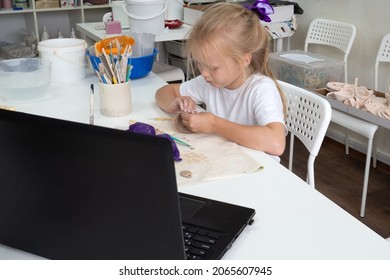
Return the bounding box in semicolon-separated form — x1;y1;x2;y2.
0;109;255;260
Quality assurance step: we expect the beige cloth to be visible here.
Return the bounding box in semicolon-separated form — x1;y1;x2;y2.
151;121;262;187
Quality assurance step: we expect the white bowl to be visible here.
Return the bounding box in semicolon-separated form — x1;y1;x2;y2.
0;58;51;102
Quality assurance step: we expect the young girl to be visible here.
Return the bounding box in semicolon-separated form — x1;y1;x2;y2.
155;2;287;158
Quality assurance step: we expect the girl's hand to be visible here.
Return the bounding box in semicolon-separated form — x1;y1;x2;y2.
180;112;216;133
171;96;197;114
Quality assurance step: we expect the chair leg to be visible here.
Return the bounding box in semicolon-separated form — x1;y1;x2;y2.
307;155;316;188
345;128;350;155
372;136;377;168
288;133;294;171
360;137;374;218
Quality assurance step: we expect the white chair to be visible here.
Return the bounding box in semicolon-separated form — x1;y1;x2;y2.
352;33;390;218
304;18;356;83
344;33;390;217
280;80;332;188
374;33;390;91
305;19;380;217
333;110;378;217
152;61;185;83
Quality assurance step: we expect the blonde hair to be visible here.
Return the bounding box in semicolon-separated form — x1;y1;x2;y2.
187;2;287;119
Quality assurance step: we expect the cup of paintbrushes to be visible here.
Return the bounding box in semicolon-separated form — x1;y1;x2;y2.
98;80;132;117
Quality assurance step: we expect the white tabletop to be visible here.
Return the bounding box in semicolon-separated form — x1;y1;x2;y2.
1;73;390;260
76;22;192;43
76;21;291;53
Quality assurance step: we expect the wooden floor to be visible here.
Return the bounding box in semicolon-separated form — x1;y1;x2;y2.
280;136;390;239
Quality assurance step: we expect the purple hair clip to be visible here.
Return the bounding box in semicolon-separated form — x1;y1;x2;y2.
245;0;275;23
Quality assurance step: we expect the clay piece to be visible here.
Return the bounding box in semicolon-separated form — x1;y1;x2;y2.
174;113;192;134
180;170;192;178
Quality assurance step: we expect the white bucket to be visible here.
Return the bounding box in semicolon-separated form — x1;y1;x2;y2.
111;0;129;28
38;38;87;83
123;0;167;35
166;0;184;20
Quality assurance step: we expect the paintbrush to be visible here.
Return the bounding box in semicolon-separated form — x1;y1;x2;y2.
98;63;112;84
102;47;117;84
149;117;175;121
166;134;193;149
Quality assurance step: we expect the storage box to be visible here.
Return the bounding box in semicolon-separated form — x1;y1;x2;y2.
35;0;60;9
185;0;218;3
168;54;188;76
315;88;390;129
270;50;344;90
165;40;187;58
105;21;122;34
168;54;199;80
184;3;294;26
267;4;294;23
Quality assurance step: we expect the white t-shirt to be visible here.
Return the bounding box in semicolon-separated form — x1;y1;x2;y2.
180;74;285;127
179;74;286;161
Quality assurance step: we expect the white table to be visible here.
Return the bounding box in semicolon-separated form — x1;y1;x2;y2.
1;73;390;260
76;22;192;45
76;20;291;55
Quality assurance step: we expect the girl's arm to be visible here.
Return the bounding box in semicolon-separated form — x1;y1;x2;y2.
180;112;286;156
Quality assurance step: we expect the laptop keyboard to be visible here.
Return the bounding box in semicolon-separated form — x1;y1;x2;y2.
182;224;221;260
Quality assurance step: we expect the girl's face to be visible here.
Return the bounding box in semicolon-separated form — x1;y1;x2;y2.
193;46;250;90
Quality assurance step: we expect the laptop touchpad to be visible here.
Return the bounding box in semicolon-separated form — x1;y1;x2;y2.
179;196;205;218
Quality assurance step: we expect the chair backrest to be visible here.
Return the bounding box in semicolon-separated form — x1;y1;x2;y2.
279;80;332;187
304;18;356;60
374;33;390;90
304;18;356;83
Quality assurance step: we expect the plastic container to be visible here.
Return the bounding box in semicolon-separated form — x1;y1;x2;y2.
123;0;167;35
165;40;187;58
269;50;344;90
168;54;188;75
37;38;87;83
166;0;184;20
0;58;51;102
111;0;129;28
130;48;158;78
87;47;158;79
130;32;155;57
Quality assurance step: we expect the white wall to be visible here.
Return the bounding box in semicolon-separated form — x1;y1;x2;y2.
289;0;390;164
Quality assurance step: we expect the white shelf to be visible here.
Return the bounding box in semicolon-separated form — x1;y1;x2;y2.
0;1;110;45
0;8;34;14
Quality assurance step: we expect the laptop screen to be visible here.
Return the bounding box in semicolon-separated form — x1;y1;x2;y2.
0;109;186;260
